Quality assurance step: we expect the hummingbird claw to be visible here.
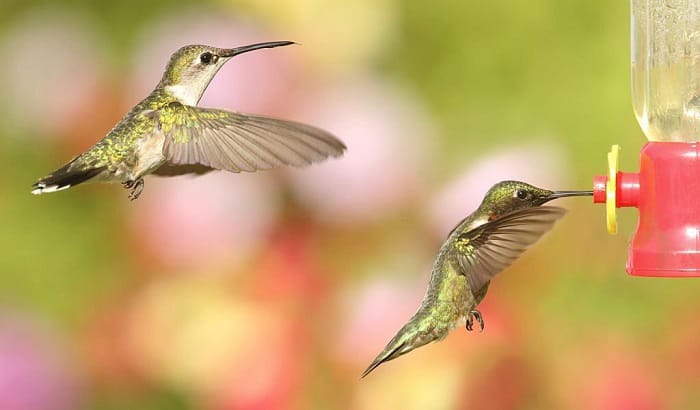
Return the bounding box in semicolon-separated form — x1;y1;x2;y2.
466;310;484;332
125;178;144;200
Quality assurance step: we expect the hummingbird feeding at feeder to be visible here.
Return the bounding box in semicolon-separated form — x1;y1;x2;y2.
31;41;346;200
361;181;592;377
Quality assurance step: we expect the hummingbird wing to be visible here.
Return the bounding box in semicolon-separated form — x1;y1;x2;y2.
152;103;346;173
453;206;567;293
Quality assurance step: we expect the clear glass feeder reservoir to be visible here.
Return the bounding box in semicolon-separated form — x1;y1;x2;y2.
632;0;700;141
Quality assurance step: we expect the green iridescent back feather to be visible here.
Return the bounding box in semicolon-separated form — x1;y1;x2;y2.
69;90;178;172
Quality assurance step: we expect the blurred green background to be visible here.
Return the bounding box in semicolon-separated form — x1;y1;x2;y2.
0;0;697;409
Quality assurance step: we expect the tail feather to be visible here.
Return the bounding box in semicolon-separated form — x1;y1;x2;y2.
32;164;106;195
361;315;446;378
361;340;408;378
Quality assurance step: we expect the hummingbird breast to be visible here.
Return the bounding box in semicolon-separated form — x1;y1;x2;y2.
418;247;477;333
132;129;166;178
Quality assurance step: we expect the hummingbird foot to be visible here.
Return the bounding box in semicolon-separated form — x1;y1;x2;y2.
124;178;145;200
466;310;484;332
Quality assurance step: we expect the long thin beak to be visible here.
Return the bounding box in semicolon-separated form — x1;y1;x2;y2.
219;41;296;58
545;190;594;201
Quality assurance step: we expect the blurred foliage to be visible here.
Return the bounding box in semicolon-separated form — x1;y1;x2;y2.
387;0;639;182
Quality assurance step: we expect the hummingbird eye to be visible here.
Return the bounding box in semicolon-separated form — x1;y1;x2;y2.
515;189;528;200
200;52;213;64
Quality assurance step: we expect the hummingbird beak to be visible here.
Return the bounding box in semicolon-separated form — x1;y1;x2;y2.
219;41;296;58
542;190;593;203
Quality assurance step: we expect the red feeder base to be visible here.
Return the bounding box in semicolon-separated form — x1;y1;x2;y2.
594;142;700;277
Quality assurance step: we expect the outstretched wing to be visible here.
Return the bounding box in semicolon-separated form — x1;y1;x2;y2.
452;207;567;293
152;103;346;173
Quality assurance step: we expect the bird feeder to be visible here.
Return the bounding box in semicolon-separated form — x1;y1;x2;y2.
593;0;700;276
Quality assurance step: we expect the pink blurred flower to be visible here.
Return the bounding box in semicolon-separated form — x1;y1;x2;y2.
251;222;329;304
289;78;436;225
336;277;426;363
207;325;302;410
333;243;433;369
127;172;280;272
556;339;666;410
0;8;102;138
583;355;663;410
0;312;83;410
427;143;570;236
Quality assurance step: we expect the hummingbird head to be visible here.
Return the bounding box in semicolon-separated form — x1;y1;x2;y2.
159;41;295;105
478;180;592;219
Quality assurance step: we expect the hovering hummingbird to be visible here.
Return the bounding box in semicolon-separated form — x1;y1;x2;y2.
32;41;346;200
361;181;592;377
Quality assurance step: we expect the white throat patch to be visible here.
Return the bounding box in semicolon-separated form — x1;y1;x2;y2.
165;84;200;106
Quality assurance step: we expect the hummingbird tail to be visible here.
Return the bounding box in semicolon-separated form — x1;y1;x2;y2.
31;164;106;195
361;316;443;378
361;339;409;378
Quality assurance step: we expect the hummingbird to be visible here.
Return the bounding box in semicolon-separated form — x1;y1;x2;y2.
361;181;592;377
31;41;346;200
